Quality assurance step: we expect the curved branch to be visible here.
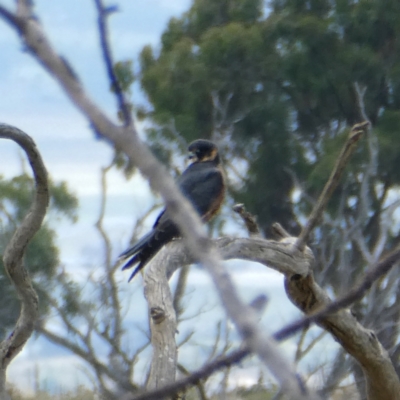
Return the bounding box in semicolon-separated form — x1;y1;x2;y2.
165;237;314;280
0;124;49;397
145;235;400;400
0;6;309;397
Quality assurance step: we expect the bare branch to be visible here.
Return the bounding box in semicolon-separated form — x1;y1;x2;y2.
177;363;208;400
0;124;49;398
271;222;291;240
295;328;326;364
143;248;178;390
276;241;400;342
233;203;262;237
295;121;369;251
173;265;190;319
35;160;149;396
93;0;132;126
0;7;310;397
128;348;250;400
143;234;400;400
353;84;378;240
282;275;400;399
354;83;371;125
94;162;124;351
95;162;114;267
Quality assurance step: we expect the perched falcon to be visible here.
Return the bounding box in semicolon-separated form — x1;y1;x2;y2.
120;139;225;281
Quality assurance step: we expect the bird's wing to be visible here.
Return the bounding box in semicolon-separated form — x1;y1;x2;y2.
153;165;224;226
119;163;224;280
177;165;224;218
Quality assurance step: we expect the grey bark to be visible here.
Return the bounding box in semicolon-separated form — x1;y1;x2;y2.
0;4;398;400
149;236;400;400
144;246;178;391
0;4;308;397
0;124;49;400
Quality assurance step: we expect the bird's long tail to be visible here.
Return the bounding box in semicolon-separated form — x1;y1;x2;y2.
120;227;177;281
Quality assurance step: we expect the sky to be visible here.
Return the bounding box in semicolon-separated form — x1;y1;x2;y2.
0;0;339;395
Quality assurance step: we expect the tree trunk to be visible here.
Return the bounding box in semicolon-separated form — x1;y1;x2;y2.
144;245;178;392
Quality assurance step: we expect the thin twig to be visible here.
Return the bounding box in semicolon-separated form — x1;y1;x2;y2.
173;265;190;319
295;121;369;251
94;0;132;126
0;5;312;397
177;363;209;400
129;348;250;400
233;203;261;237
271;222;291;239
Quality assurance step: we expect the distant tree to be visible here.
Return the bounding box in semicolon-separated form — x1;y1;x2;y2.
137;0;400;396
35;161;148;399
2;1;400;400
138;0;400;235
139;0;300;234
0;172;77;337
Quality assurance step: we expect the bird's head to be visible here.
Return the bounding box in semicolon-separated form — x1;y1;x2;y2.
187;139;220;164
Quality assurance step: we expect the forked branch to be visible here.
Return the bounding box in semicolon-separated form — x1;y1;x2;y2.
0;4;310;397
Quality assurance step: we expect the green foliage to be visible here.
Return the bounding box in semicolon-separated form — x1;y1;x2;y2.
49;180;79;222
185;0;263;39
137;0;400;236
138;0;298;231
376;110;400;183
113;60;135;93
0;173;78;337
60;278;83;316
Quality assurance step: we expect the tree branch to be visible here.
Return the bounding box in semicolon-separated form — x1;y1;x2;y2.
233;203;262;237
137;233;400;400
0;6;309;397
0;124;49;399
128;348;250;400
93;0;132;126
143;247;178;390
295;121;369;251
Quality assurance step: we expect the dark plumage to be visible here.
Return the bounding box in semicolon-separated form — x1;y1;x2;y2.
120;139;225;281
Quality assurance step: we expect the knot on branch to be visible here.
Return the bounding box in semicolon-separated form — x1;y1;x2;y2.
284;274;321;313
150;306;166;324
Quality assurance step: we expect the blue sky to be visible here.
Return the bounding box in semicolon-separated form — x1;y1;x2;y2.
0;0;338;394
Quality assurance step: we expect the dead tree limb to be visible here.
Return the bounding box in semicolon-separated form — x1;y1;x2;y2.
0;4;310;397
295;121;369;251
232;203;262;237
134;234;400;400
0;4;391;399
143;247;178;391
0;124;49;400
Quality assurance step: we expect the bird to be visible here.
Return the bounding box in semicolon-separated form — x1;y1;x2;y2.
120;139;225;281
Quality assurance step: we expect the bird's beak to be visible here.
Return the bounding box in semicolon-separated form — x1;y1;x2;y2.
188;151;198;162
